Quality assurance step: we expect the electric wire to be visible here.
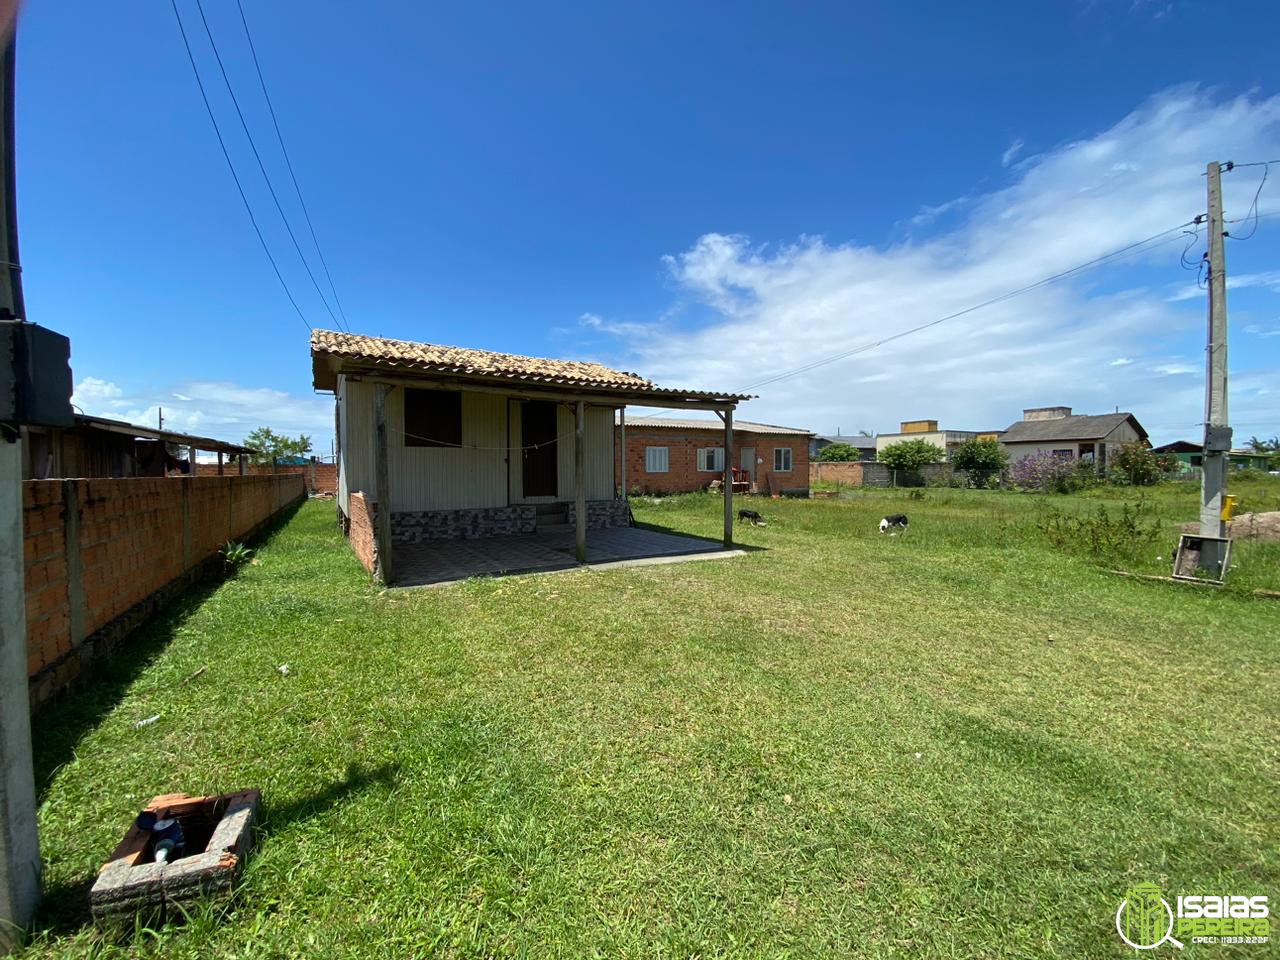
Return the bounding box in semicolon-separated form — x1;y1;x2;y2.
737;219;1200;393
168;0;312;331
191;0;344;331
234;0;351;333
1225;162;1270;241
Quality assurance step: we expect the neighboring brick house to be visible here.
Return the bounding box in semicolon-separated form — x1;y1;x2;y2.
616;417;813;495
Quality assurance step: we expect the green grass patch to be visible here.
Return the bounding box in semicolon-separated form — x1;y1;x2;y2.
17;487;1280;958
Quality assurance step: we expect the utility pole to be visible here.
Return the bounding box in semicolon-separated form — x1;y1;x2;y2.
0;29;45;950
1199;161;1231;574
158;406;163;431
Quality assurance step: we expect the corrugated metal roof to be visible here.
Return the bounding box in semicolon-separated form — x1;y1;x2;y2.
621;416;812;436
75;415;254;454
311;330;752;403
1001;412;1147;443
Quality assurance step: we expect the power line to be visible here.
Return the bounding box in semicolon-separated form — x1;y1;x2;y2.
1225;161;1270;241
168;0;312;331
737;219;1200;393
234;0;352;333
190;0;345;332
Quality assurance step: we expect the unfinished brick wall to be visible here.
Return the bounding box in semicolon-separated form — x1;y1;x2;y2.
616;428;810;496
194;462;336;495
347;492;376;574
22;475;305;710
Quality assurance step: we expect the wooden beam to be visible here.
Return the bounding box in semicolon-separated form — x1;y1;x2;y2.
619;405;627;501
575;399;586;564
341;366;743;411
373;383;394;584
238;454;247;476
723;407;734;548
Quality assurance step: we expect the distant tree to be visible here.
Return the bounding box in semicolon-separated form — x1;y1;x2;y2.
878;438;942;472
245;427;312;466
1111;442;1164;486
950;437;1009;475
816;442;863;462
1246;435;1279;453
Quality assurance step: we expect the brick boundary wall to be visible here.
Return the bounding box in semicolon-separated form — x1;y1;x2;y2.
346;492;376;574
23;474;305;711
810;461;974;488
194;461;336;495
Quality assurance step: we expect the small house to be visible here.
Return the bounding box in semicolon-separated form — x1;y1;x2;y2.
810;434;876;461
311;330;751;584
617;417;813;496
20;415;252;480
1000;407;1148;471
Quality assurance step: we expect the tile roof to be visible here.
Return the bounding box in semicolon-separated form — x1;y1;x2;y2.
1000;412;1147;443
621;416;812;436
311;330;751;402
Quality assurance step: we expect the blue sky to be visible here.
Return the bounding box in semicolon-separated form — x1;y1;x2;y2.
17;0;1280;449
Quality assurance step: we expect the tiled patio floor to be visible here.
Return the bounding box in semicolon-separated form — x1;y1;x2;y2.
393;526;736;587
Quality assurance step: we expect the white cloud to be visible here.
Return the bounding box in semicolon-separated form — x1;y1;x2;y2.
1001;137;1025;168
69;377;333;448
1166;269;1280;302
1244;321;1280;338
1153;363;1196;376
584;87;1280;444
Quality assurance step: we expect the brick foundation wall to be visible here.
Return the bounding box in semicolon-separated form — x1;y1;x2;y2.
565;499;630;529
616;428;810;496
391;505;537;543
22;474;305;711
194;462;336;495
346;492;377;573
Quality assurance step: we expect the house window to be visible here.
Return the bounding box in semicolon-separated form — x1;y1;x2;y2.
404;389;462;447
644;446;669;473
1052;448;1073;459
774;447;793;472
697;447;724;472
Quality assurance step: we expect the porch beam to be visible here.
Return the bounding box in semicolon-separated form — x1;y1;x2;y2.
575;400;586;564
619;405;627;501
373;383;394;584
343;368;742;411
723;406;734;548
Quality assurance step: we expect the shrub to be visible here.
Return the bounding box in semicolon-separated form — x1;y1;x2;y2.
951;438;1009;475
1011;451;1080;493
879;439;941;472
815;442;865;462
1036;501;1161;567
1111;442;1164;486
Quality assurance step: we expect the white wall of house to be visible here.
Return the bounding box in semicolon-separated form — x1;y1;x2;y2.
1002;420;1145;465
338;375;615;513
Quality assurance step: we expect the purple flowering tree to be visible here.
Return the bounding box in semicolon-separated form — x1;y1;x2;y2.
1011;451;1078;493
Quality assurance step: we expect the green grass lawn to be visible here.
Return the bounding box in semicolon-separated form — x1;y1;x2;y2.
18;485;1280;958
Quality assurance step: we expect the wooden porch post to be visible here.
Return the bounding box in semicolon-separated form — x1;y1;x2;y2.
723;406;734;548
217;451;224;476
575;400;586;563
374;383;394;584
619;405;627;501
238;453;247;476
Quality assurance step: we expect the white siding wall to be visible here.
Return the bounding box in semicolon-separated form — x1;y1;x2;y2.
341;378;616;511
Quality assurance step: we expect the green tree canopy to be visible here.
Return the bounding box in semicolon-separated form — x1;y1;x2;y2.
815;442;865;462
245;427;313;466
877;438;942;471
949;437;1009;474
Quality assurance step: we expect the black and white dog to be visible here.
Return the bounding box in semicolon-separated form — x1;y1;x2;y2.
879;513;909;534
738;508;766;527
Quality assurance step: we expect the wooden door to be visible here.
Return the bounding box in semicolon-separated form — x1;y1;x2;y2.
521;401;558;498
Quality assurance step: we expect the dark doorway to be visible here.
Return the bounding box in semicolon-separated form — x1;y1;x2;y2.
522;401;558;498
